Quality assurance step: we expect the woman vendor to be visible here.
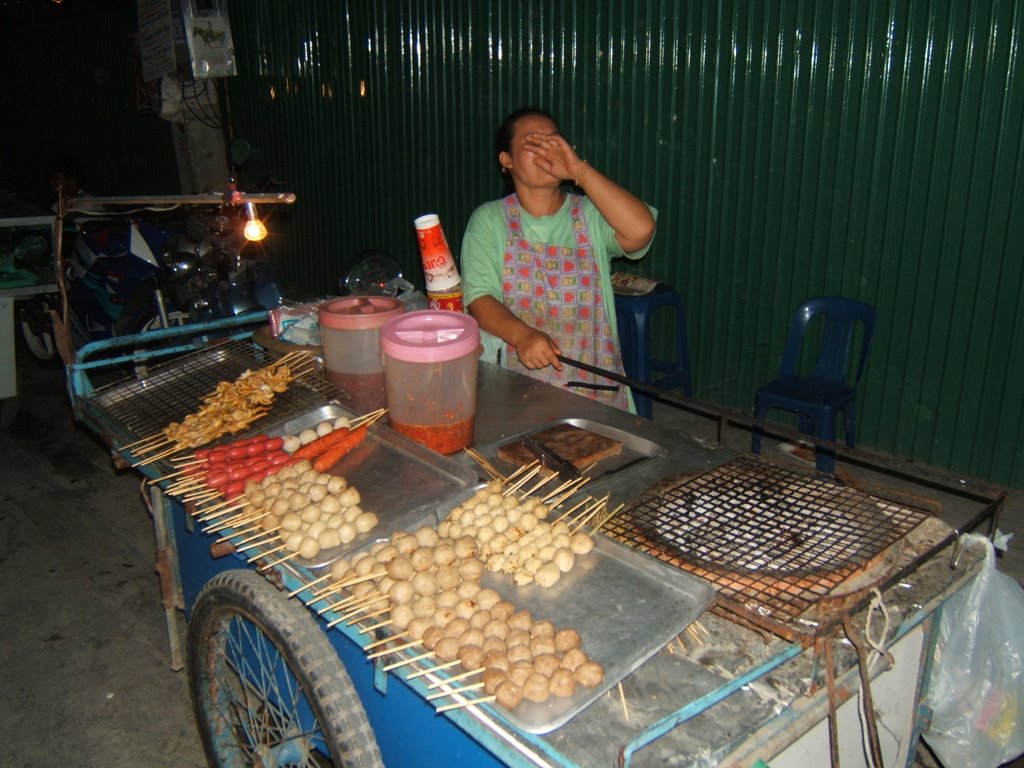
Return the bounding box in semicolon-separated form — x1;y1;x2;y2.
461;107;657;412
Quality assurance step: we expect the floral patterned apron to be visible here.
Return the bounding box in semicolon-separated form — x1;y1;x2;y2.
501;193;630;410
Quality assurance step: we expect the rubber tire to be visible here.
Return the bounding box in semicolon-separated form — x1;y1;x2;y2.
17;300;58;363
188;569;383;768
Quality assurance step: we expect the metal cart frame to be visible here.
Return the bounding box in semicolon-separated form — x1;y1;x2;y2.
68;315;1001;767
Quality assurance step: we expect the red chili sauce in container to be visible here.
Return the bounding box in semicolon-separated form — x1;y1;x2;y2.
319;296;405;414
380;310;480;454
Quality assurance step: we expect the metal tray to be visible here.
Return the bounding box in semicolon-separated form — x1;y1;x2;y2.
423;486;714;734
485;417;666;489
270;404;478;569
482;534;713;734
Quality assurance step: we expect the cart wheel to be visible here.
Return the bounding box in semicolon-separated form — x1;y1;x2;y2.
18;298;58;363
188;569;383;768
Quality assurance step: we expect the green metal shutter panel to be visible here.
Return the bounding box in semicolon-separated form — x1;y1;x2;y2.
224;0;1023;487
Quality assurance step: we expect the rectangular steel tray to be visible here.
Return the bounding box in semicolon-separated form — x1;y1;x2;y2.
271;404;479;569
485;417;666;489
482;535;713;734
418;487;715;735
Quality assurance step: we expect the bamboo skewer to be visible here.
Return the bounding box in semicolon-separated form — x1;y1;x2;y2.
288;572;333;597
426;667;484;690
343;605;391;626
520;471;559;498
406;658;461;680
248;543;287;562
426;681;485;701
382;651;434;672
589;502;625;535
365;639;422;660
570;494;610;534
505;465;542;495
364;631;408;651
357;618;394;634
234;531;282;553
259;551;298;570
553;495;594;525
504;460;540;485
463;447;503;481
435;695;496;713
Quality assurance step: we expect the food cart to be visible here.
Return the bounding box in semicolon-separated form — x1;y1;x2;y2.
66;313;1000;767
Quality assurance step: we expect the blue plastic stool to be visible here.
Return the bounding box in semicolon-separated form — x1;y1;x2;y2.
614;283;694;418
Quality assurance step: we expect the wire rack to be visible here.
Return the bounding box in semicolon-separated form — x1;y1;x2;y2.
87;339;342;445
603;455;932;639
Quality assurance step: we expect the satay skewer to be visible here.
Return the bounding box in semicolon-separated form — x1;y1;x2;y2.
233;531;282;552
406;658;461;680
382;651;435;672
504;465;542;495
259;551;299;570
553;495;594;525
327;605;385;628
589;502;626;535
426;682;486;701
364;631;409;651
435;695;496;713
365;639;422;660
288;572;333;597
357;618;394;634
426;667;484;689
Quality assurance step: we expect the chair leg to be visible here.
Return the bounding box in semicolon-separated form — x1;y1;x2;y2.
813;417;838;473
843;403;857;448
751;402;766;454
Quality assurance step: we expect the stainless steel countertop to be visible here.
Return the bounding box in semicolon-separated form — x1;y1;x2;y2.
460;361;732;504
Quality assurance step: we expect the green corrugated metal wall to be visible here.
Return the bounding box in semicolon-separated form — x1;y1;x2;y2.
224;0;1024;487
2;2;1020;488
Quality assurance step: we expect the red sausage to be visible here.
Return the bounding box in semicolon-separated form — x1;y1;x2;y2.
264;437;284;452
245;441;267;457
224;480;247;499
207;449;229;465
206;470;229;489
227;465;252;481
227;446;249;461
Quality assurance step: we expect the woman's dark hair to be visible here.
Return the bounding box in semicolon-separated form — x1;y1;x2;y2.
495;107;559;194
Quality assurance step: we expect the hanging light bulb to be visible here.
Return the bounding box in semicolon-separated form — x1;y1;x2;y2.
243;202;268;241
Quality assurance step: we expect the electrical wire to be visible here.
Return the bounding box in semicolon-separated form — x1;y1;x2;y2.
179;78;224;130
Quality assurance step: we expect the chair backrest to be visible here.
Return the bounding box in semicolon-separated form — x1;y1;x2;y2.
778;296;877;386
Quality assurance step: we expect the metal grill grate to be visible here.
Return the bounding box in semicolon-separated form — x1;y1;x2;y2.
604;455;932;638
88;340;342;445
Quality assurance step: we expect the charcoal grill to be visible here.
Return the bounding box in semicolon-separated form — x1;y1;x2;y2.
605;454;933;640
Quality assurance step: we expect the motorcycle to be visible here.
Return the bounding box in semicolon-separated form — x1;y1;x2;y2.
18;198;284;363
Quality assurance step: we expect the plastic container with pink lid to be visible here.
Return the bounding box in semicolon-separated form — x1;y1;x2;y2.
380;310;480;454
319;296;405;413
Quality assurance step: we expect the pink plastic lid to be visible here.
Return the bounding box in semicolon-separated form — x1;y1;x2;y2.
381;310;480;363
319;296;405;330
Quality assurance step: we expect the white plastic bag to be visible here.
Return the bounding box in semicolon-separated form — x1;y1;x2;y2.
922;534;1024;767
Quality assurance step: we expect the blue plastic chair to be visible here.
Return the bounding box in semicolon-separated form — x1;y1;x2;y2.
751;296;877;472
614;283;694;419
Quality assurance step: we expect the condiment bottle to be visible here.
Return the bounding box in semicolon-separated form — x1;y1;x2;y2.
414;213;464;312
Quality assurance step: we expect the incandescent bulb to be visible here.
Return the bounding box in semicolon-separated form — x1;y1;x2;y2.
244;216;268;241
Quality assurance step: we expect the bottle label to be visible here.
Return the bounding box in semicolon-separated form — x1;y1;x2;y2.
427;288;464;313
415;218;461;292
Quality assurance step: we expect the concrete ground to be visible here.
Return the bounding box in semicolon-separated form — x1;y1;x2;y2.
0;350;1020;768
